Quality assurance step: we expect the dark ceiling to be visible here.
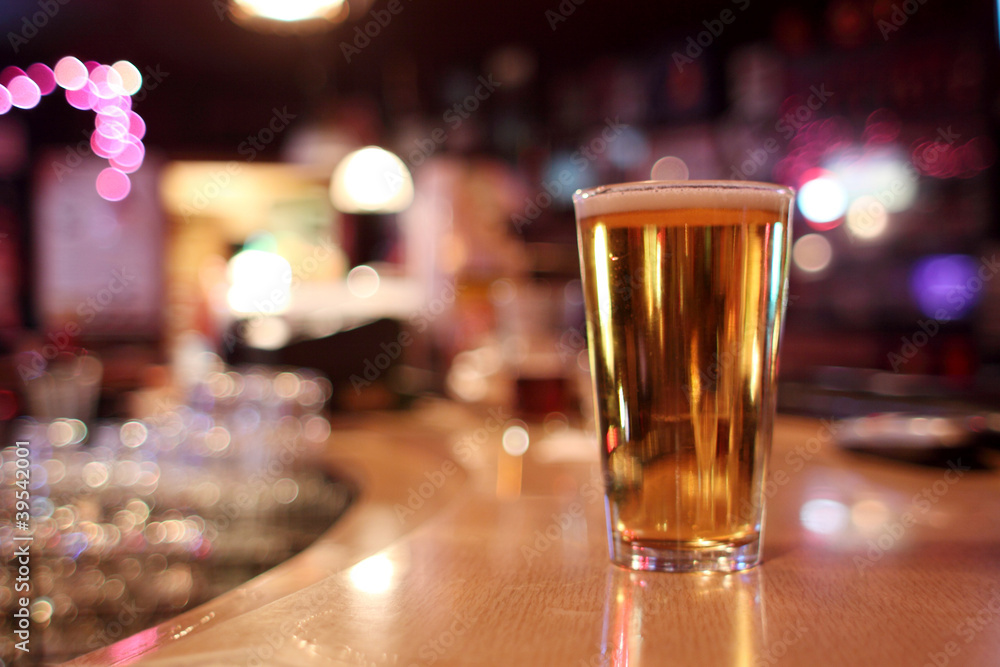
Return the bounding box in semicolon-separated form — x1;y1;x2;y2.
0;0;991;159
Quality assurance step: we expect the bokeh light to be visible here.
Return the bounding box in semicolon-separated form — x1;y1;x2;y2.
95;167;131;201
501;424;530;456
110;139;145;173
346;265;380;298
797;175;848;226
127;111;146;139
111;60;142;96
55;56;89;90
8;76;41;109
330;146;414;213
65;85;95;111
0;86;11;115
800;498;849;535
846;195;889;240
27;63;56;95
792;233;833;273
226;249;293;315
910;254;980;321
89;65;124;99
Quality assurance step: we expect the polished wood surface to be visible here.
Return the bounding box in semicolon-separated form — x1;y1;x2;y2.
68;400;1000;666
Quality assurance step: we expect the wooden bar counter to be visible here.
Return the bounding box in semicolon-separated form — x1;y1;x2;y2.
67;400;1000;666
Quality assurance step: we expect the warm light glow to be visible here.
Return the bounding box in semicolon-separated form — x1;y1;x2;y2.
232;0;346;22
846;196;889;240
330;146;414;214
348;554;394;594
792;234;833;273
244;316;292;350
346;265;380;298
502;425;530;456
111;60;142;96
797;176;848;225
800;498;849;535
226;249;293;315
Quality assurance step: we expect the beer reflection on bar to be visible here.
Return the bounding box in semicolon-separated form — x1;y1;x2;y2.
602;568;768;666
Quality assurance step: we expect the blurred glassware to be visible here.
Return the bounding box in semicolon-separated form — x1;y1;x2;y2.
0;363;348;665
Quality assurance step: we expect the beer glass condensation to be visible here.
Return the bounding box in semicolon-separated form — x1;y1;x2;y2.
573;181;793;572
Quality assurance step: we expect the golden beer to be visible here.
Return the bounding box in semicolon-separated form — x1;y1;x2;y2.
574;182;792;572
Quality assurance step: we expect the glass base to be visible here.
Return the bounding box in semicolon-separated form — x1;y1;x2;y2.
610;536;761;573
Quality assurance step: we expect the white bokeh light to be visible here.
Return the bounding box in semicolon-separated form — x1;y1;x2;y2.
330;146;414;214
501;425;530;457
792;234;833;274
226;250;292;314
346;265;380;298
846;196;889;240
797;177;848;223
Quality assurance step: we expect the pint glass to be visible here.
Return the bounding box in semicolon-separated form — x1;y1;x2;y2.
573;181;793;572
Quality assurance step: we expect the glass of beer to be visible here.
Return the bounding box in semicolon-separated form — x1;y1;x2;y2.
573;180;793;572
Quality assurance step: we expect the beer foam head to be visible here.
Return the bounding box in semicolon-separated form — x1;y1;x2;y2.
573;180;794;219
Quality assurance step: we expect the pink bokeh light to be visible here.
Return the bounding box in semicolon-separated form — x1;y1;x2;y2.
127;111;146;140
54;56;89;91
0;67;26;87
91;130;126;159
96;167;131;201
11;57;147;200
26;63;56;96
0;86;10;115
110;139;145;173
8;76;41;109
65;84;96;111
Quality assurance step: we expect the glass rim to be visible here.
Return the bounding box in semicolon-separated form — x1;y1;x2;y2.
572;179;794;204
